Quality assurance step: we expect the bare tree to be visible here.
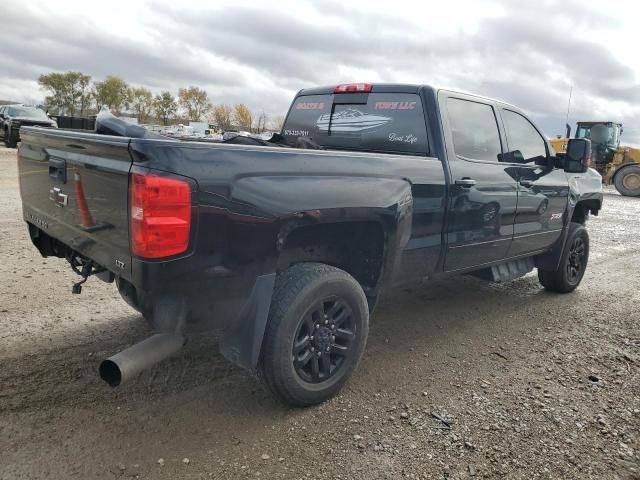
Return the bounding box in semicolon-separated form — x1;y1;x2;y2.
255;111;269;133
269;115;285;132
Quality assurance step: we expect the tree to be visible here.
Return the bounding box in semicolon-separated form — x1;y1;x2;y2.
270;115;285;132
153;91;177;125
255;111;269;133
129;87;154;123
211;104;233;131
233;103;253;132
38;71;92;116
178;86;210;121
94;76;130;113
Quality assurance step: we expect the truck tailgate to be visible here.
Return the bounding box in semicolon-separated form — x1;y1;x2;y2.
18;127;133;279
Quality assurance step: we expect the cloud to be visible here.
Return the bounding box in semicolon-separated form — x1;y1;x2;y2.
0;0;638;143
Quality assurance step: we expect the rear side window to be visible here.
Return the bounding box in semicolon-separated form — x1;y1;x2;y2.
501;109;547;164
447;98;502;162
282;93;428;155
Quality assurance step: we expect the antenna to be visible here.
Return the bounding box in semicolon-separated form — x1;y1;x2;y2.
565;86;573;126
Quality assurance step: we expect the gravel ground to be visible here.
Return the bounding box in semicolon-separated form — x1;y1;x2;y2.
0;145;638;480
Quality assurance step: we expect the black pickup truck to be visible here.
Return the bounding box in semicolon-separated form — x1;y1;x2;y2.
18;83;603;406
1;105;57;147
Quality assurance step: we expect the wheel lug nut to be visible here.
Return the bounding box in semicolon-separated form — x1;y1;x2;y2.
315;324;320;329
331;324;335;329
310;335;314;340
326;347;330;352
324;319;329;325
317;351;322;357
311;347;315;352
324;314;328;319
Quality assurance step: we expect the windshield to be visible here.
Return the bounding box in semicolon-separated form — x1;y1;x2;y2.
282;92;428;155
6;106;49;120
576;124;618;147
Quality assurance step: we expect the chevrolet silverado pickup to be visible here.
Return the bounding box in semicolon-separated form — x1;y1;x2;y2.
18;83;603;406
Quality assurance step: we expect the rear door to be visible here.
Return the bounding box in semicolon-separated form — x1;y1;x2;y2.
18;128;133;278
439;92;518;271
498;108;569;256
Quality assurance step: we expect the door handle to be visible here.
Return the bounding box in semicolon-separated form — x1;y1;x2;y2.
519;179;534;188
455;178;476;187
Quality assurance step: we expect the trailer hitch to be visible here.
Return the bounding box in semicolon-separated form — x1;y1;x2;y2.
67;252;106;294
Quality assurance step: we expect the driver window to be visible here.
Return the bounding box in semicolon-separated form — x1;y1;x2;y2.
501;110;547;164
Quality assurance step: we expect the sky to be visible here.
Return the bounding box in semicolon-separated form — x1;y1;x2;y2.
1;0;639;144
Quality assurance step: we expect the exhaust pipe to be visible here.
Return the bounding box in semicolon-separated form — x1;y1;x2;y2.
99;333;186;387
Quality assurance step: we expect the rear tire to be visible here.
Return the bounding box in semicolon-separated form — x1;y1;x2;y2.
260;263;369;407
614;165;640;197
538;222;589;293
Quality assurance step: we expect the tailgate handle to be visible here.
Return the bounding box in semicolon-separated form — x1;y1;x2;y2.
48;156;67;183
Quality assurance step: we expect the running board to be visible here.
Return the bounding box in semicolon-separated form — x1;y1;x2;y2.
470;257;535;283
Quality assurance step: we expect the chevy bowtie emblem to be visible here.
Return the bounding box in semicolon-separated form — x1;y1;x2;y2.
49;187;68;208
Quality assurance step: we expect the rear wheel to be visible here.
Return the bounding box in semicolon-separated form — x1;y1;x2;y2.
538;222;589;293
614;165;640;197
260;263;369;407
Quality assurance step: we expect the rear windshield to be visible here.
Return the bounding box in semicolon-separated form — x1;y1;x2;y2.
282;93;428;155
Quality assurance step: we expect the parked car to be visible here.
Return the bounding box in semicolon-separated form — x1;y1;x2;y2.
17;83;602;406
1;105;57;147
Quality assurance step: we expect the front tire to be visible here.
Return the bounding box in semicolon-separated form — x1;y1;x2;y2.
614;165;640;197
5;128;18;148
538;222;589;293
260;263;369;407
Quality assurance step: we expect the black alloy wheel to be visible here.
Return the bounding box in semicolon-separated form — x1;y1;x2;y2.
292;296;355;383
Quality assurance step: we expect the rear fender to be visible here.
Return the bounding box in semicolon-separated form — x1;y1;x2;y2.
220;175;413;372
231;175;414;287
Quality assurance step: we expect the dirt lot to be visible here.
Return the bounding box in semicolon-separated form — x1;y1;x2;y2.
0;145;638;480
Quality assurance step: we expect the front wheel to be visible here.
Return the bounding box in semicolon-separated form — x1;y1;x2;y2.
260;263;369;407
614;165;640;197
538;222;589;293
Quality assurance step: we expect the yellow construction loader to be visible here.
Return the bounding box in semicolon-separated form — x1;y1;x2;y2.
550;121;640;196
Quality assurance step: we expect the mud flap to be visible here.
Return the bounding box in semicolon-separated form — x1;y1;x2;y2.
219;273;276;372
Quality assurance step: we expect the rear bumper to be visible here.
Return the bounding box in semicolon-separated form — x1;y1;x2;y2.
28;222;276;372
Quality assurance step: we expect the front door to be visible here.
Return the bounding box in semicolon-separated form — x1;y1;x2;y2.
440;93;519;271
498;108;569;256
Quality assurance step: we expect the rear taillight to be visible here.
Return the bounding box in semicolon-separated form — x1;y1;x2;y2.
130;172;191;258
334;83;372;93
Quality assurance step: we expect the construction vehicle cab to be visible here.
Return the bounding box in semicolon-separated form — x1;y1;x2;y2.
550;121;640;197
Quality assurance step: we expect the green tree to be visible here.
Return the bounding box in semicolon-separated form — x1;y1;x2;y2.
153;91;177;125
233;103;253;132
38;71;92;116
94;76;130;113
178;86;210;121
211;104;233;131
129;87;154;123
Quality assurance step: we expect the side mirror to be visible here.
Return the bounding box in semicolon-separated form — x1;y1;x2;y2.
565;138;591;173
